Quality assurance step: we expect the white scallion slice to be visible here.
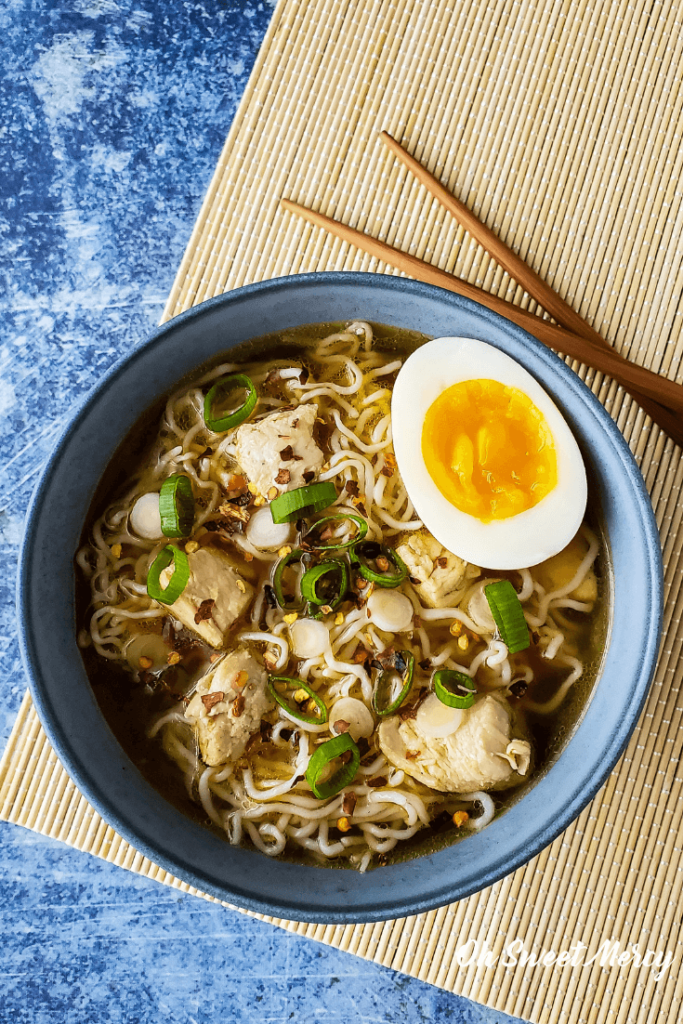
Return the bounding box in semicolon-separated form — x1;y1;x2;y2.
416;693;466;738
367;590;413;633
246;505;294;550
329;697;375;741
290;618;330;658
466;579;500;633
130;492;163;540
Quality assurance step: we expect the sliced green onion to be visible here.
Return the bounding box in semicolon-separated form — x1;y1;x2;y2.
300;560;349;610
433;669;476;709
351;541;408;589
303;513;368;550
159;474;195;538
204;373;257;432
147;545;190;604
268;675;328;725
270;482;337;524
272;548;307;611
305;733;360;799
372;650;415;716
485;579;530;653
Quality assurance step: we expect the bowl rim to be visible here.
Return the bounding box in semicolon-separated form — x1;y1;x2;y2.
17;271;663;922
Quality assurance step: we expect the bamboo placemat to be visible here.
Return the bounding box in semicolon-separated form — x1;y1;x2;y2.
4;0;683;1020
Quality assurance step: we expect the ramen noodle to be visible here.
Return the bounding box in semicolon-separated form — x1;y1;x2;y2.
77;321;603;871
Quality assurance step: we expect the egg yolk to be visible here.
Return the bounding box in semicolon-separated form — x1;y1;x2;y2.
422;379;557;522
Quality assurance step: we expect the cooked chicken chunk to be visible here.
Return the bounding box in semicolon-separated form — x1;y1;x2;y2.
534;532;598;604
233;404;324;497
378;694;530;793
185;648;271;766
160;547;253;648
397;529;478;608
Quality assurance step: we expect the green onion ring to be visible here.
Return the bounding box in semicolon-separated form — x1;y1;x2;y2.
272;548;307;611
300;560;349;610
203;373;257;432
147;545;190;604
433;669;477;709
159;474;195;538
372;650;415;717
305;733;360;799
302;513;368;550
351;541;408;589
269;482;337;524
268;675;329;725
484;579;530;653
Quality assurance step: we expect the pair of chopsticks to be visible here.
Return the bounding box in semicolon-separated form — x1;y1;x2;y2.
281;131;683;449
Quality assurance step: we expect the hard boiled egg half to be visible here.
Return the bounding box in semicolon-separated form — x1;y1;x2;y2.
391;338;587;569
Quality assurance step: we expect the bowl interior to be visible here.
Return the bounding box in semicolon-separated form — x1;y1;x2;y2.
19;273;662;922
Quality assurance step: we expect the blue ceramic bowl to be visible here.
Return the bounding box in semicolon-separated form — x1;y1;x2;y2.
18;272;662;923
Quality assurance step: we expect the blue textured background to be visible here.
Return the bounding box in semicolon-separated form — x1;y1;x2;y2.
0;3;528;1021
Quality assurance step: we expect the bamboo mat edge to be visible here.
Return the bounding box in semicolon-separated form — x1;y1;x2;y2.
4;1;683;1022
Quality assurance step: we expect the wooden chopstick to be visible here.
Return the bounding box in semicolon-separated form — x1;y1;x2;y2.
379;130;681;443
280;197;683;447
380;132;613;352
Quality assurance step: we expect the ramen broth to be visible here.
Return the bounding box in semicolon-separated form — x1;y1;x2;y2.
77;321;608;870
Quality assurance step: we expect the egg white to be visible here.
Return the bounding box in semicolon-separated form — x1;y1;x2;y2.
391;337;588;570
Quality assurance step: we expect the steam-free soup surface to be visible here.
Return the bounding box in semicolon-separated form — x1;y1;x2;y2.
77;321;607;870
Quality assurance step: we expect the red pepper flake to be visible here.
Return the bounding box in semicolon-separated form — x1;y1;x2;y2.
352;643;370;664
398;686;428;721
194;599;215;625
201;691;225;712
275;468;291;485
366;776;388;788
345;480;360;498
381;453;397;478
398;704;418;721
377;647;396;667
218;502;251;524
231;694;246;718
333;719;350;734
259;720;273;742
245;731;263;753
227;474;249;496
279;445;294;461
405;750;421;760
434;556;448;569
342;792;357;816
